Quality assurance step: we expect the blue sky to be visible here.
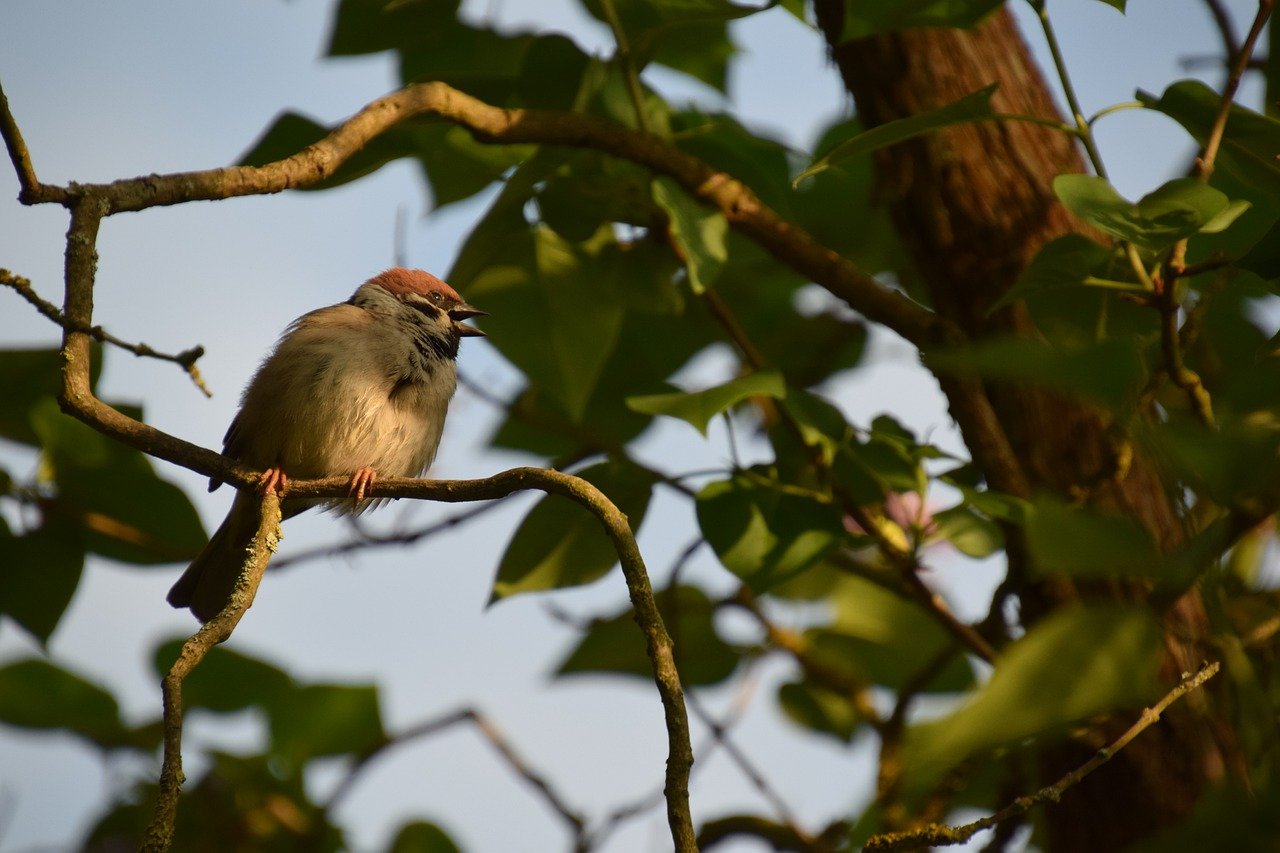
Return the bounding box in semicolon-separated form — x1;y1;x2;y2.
0;1;1265;850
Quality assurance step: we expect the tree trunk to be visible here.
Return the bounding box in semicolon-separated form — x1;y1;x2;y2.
809;4;1241;848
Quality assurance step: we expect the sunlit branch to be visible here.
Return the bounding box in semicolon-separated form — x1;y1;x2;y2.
862;661;1221;851
1;268;211;396
143;489;282;852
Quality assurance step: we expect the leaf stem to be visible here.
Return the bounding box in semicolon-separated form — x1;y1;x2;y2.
1027;0;1109;179
599;0;651;133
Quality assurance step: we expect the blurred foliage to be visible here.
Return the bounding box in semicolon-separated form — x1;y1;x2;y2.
6;0;1280;850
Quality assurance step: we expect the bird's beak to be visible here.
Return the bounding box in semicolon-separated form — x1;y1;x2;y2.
450;302;487;337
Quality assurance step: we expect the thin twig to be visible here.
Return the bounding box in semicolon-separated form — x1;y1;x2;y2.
143;489;282;852
686;691;811;843
862;660;1222;851
1159;0;1273;426
0;79;45;201
1194;0;1273;184
1202;0;1243;67
599;0;650;134
324;708;587;843
272;498;508;569
730;588;885;729
1;268;211;396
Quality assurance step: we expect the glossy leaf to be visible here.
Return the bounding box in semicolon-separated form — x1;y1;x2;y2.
927;336;1147;409
1026;499;1162;579
626;370;784;434
990;234;1116;312
491;459;656;600
795;85;997;185
153;639;295;714
839;0;1005;40
0;520;85;644
1144;417;1280;506
453;211;627;422
0;346;101;446
696;470;845;591
1139;81;1280;197
823;571;973;692
794;117;904;276
672;111;796;215
930;504;1003;558
269;683;385;765
905;605;1164;771
579;0;759;91
0;659;128;747
31;401;208;565
778;679;862;741
389;821;462;853
327;0;462;55
652;177;729;294
1053;175;1243;251
557;585;737;685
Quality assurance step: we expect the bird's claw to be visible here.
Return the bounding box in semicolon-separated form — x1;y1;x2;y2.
258;467;289;497
349;467;377;506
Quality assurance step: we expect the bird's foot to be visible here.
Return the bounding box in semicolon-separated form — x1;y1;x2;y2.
258;467;289;497
348;467;377;506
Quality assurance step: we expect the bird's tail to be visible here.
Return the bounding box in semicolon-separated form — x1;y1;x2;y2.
167;491;267;623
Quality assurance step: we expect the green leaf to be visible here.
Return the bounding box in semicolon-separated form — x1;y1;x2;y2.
0;659;128;747
823;572;973;692
556;585;738;686
1143;417;1280;506
778;679;863;741
453;209;627;422
794;117;904;276
930;504;1002;558
152;639;295;714
927;336;1147;409
239;113;528;209
0;346;101;446
269;683;385;765
671;111;795;214
795;85;997;185
696;470;845;591
990;234;1116;312
1025;499;1162;579
1093;0;1126;10
327;0;462;56
491;459;657;600
1199;199;1252;234
626;370;784;434
652;177;729;294
839;0;1005;40
1053;175;1241;251
31;400;207;564
580;0;760;91
905;605;1164;771
389;821;462;853
0;520;86;644
1139;81;1280;197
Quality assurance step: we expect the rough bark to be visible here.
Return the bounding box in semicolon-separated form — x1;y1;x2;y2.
810;4;1240;849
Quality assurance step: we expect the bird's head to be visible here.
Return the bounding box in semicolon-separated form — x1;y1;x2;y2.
361;267;486;339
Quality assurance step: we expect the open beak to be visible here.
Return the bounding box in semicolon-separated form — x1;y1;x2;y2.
450;302;488;337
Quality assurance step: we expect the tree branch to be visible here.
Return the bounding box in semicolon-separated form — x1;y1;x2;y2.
325;708;587;845
862;660;1222;851
143;489;283;852
1;268;211;396
0;79;51;203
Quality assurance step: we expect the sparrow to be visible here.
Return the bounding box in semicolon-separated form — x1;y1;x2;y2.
168;268;485;622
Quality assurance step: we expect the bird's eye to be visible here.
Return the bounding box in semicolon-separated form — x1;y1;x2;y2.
430;292;445;303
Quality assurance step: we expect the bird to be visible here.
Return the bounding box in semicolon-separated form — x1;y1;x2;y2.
167;267;485;622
